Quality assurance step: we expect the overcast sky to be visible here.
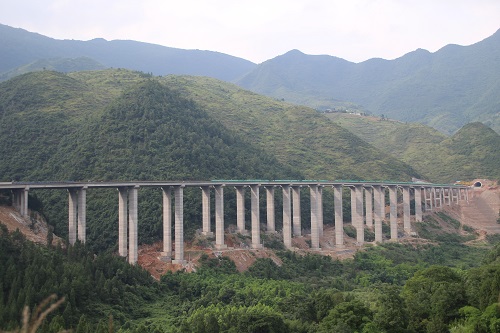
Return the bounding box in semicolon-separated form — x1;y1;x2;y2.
1;0;499;64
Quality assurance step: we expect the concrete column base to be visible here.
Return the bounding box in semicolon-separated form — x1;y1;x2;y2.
335;244;345;249
215;244;228;250
202;231;214;237
310;247;321;251
172;259;186;265
160;253;172;262
252;244;264;249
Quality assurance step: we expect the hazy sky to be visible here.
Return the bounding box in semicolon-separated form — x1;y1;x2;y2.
1;0;499;64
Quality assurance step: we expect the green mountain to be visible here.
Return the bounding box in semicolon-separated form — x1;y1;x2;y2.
159;75;418;181
0;24;256;82
0;70;297;248
0;56;106;81
326;114;500;182
0;69;421;248
237;29;500;134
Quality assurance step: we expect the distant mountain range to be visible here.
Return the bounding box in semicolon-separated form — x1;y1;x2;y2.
237;30;500;134
1;23;499;134
0;24;255;82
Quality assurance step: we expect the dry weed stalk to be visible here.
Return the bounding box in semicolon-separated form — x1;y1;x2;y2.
0;294;69;333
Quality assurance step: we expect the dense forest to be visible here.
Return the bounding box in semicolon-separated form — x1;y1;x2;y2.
1;220;500;332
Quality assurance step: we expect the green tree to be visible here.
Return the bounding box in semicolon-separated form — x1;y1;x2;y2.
402;266;466;332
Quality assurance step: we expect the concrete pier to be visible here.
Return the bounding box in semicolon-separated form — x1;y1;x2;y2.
235;186;245;233
282;185;292;249
266;187;275;232
292;186;301;236
355;185;364;244
12;189;29;217
68;189;78;245
310;185;320;250
173;186;185;264
365;187;373;228
161;187;172;261
77;188;86;243
443;188;451;206
402;186;411;234
373;185;384;243
414;187;423;222
333;185;344;247
201;186;212;236
22;189;28;217
118;188;128;257
250;185;262;249
433;188;442;209
350;186;357;238
388;185;398;240
425;187;433;211
452;188;459;204
215;185;227;250
318;186;324;237
128;186;139;265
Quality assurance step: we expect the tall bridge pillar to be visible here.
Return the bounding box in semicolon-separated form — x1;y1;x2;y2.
414;187;423;222
349;185;364;245
161;187;172;262
214;185;226;250
433;188;442;208
250;185;262;249
235;186;246;234
355;185;364;244
365;187;373;228
77;188;87;243
292;186;301;236
201;186;213;236
118;187;128;257
402;186;411;234
173;186;185;264
266;186;275;232
128;186;139;265
443;188;451;206
318;186;324;237
333;185;344;248
372;185;384;243
12;188;29;217
282;185;292;249
68;189;78;245
309;185;320;250
388;185;398;240
68;187;87;246
452;188;459;204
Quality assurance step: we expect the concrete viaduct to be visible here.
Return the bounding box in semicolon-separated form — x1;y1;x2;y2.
1;180;469;265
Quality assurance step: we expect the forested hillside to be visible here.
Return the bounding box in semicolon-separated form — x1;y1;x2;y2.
326;114;500;182
237;29;500;134
2;217;500;332
0;56;106;81
160;75;418;181
0;69;300;250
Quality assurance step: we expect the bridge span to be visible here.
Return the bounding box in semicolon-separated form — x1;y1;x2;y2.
1;180;469;264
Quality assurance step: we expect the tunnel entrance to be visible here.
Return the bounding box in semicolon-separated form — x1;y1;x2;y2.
474;181;482;187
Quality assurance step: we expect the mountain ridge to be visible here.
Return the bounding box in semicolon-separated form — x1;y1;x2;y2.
0;23;256;82
237;28;500;134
